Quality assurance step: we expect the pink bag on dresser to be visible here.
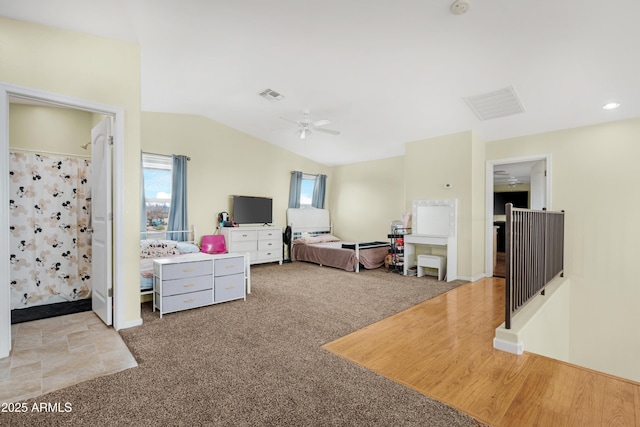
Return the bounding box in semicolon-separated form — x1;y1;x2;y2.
200;235;227;254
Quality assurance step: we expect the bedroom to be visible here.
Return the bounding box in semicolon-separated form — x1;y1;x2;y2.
1;0;640;413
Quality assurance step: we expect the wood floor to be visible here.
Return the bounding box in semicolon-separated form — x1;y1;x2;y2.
324;277;640;427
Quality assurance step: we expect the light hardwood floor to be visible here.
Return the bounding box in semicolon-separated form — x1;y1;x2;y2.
324;277;640;427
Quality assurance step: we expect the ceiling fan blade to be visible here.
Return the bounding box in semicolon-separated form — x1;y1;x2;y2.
314;128;340;135
280;116;300;125
312;119;331;127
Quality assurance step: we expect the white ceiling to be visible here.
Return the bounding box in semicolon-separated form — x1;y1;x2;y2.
2;0;639;166
493;161;538;185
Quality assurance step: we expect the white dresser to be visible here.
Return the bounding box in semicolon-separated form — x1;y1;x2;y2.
221;226;283;265
153;253;248;317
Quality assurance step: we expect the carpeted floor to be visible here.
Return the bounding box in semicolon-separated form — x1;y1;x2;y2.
4;262;485;426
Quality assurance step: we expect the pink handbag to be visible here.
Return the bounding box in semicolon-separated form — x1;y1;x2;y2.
200;235;227;254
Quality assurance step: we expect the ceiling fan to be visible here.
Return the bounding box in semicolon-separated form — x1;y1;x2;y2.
280;109;341;140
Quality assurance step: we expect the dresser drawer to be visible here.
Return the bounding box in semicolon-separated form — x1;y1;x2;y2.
257;249;280;262
160;274;212;297
160;289;213;313
161;260;211;281
258;229;280;241
214;273;245;302
215;256;245;277
258;239;279;251
230;230;258;242
230;240;256;252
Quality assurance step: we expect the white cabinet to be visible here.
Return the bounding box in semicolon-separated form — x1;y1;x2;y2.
153;253;248;317
221;226;283;265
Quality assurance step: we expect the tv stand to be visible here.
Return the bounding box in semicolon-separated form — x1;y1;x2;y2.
221;226;283;266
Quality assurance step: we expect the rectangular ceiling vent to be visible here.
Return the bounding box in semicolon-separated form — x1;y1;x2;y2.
464;86;525;121
258;88;284;102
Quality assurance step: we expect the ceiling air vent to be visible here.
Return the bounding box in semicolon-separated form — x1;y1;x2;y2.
464;86;525;120
258;88;284;102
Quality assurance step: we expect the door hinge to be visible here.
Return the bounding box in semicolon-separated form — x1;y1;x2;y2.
108;288;113;298
109;136;114;145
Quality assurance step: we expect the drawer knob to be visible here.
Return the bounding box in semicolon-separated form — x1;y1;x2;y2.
183;298;195;303
225;286;236;290
183;283;195;288
182;268;195;272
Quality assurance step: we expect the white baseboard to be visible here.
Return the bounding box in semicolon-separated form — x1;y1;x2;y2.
116;318;142;330
456;273;486;282
493;337;524;355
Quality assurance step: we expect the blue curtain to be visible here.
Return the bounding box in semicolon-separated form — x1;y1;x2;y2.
289;171;302;208
166;155;188;241
140;153;147;239
312;174;327;209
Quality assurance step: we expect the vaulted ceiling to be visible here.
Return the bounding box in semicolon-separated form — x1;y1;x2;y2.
1;0;638;166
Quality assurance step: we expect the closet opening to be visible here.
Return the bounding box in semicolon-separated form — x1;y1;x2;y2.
8;98;106;324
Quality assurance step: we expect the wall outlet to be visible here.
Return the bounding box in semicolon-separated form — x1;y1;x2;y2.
444;183;453;189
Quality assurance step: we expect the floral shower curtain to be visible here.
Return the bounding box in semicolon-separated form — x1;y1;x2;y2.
9;152;92;310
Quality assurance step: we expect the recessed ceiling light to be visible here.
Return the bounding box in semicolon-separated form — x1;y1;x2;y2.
602;102;620;110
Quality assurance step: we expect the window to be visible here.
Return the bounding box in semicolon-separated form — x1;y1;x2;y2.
289;171;327;209
142;153;172;232
300;174;316;207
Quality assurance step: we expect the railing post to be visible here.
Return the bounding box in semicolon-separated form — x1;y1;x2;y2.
505;203;513;330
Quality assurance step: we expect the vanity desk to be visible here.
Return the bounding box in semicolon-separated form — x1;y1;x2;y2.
402;199;458;282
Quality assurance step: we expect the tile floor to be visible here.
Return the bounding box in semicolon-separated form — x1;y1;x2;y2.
0;311;137;403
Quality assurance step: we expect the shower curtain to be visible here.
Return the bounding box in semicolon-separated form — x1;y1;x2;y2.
9;152;92;310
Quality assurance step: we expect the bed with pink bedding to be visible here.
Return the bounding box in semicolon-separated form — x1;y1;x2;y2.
291;236;389;272
287;208;389;272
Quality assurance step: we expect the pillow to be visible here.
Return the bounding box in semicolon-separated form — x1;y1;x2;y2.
140;239;180;258
177;242;200;254
315;234;340;243
294;234;340;244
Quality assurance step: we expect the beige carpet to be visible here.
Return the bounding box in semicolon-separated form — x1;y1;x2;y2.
3;262;485;426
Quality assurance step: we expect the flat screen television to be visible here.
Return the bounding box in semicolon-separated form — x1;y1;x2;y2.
494;191;528;214
232;196;273;225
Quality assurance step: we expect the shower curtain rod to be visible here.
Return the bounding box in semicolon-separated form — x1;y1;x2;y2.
9;146;91;159
142;151;191;161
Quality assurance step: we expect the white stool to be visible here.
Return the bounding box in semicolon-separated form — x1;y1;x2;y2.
417;255;446;281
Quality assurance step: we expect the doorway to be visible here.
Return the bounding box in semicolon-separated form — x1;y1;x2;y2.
1;82;126;359
485;154;552;278
8;101;103;324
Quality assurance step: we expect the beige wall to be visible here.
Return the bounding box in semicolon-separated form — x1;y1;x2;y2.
329;156;405;242
1;16;142;324
404;131;485;279
9;103;94;154
486;118;640;382
141;112;331;238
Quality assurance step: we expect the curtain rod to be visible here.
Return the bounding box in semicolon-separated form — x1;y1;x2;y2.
9;146;91;159
142;151;191;161
291;171;319;176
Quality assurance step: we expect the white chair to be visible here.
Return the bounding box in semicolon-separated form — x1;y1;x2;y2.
417;255;446;281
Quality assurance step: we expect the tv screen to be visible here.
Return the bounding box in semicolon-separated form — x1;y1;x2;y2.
232;196;273;225
494;191;528;214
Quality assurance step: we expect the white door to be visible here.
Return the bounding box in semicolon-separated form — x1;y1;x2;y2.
91;117;113;325
530;160;546;210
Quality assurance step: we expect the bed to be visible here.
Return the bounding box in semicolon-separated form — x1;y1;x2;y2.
287;208;390;272
140;228;201;294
